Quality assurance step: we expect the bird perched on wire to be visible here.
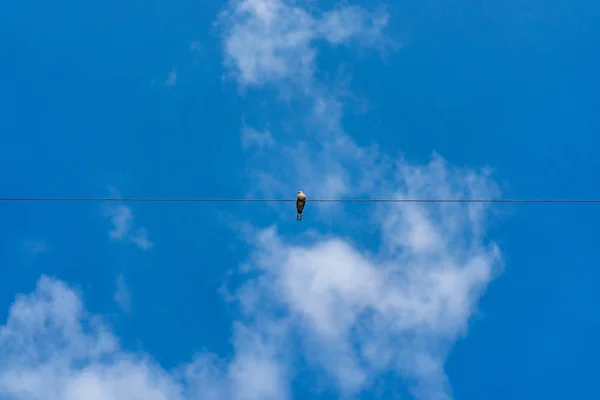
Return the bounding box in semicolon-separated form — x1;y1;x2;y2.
296;191;307;221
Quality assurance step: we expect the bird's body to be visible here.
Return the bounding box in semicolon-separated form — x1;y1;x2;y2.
296;191;307;220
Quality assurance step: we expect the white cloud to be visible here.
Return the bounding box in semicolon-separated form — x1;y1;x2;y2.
241;127;276;150
232;155;502;398
219;0;392;205
104;204;154;251
130;228;154;251
0;276;288;400
0;156;502;400
0;276;181;400
165;68;177;87
217;1;504;398
23;240;48;255
114;274;132;313
0;2;505;400
217;0;388;88
107;205;133;241
319;5;389;45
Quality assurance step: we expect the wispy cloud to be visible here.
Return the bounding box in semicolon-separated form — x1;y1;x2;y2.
0;2;506;400
130;228;153;251
231;156;502;398
114;274;132;313
105;203;154;251
217;0;389;88
0;276;288;400
0;277;174;399
165;68;177;87
23;240;48;255
217;0;504;398
241;127;276;150
107;204;133;241
0;158;501;400
219;0;393;204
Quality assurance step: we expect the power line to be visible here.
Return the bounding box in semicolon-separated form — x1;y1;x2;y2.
1;197;600;203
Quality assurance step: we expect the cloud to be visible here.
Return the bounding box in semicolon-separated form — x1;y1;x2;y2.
0;276;288;400
219;0;393;205
0;276;181;400
114;274;132;313
319;5;389;46
165;68;177;87
0;2;504;400
104;204;154;251
107;205;132;241
217;0;504;398
0;157;502;400
241;127;275;150
23;240;48;255
130;228;154;251
217;0;389;88
232;155;502;398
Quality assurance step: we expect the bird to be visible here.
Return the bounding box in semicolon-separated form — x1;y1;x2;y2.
296;191;307;221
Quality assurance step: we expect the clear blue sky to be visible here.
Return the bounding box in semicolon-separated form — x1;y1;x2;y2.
1;1;599;399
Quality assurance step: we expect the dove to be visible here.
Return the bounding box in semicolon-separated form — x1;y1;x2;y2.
296;191;307;221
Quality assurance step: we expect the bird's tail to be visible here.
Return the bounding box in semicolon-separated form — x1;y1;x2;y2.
297;213;302;221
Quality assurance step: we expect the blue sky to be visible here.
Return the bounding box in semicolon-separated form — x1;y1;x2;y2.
1;0;600;399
